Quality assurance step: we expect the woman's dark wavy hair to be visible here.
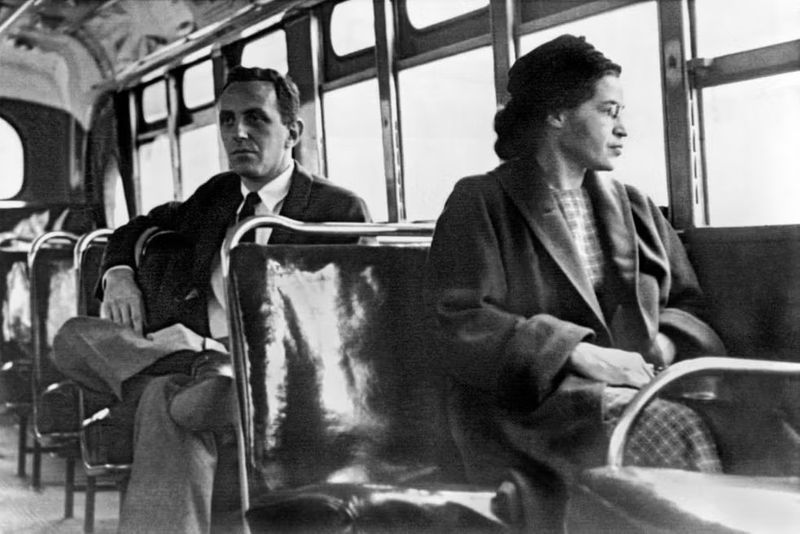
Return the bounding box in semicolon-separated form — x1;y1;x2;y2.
221;66;300;126
494;34;621;161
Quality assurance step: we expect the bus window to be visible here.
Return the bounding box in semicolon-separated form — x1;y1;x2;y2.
0;117;23;198
182;60;215;109
137;134;174;212
241;30;288;73
405;0;488;29
323;78;387;221
330;0;374;56
142;80;168;124
704;72;800;227
179;124;222;200
398;46;497;221
694;0;800;58
111;173;129;228
519;0;668;207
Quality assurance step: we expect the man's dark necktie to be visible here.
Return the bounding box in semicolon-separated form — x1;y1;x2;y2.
238;191;262;243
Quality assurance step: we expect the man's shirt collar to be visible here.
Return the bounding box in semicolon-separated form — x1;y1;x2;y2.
239;161;294;213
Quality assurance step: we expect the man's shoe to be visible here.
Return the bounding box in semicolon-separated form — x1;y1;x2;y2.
168;350;236;432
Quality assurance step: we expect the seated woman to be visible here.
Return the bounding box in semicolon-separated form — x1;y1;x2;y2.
424;34;726;529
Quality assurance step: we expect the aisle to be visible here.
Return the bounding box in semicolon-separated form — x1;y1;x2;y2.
0;413;119;534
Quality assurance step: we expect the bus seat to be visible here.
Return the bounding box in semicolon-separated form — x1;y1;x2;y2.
567;357;800;533
73;228;129;533
223;216;505;533
29;232;81;436
0;242;33;477
24;231;82;519
0;244;34;423
232;244;452;488
684;227;800;362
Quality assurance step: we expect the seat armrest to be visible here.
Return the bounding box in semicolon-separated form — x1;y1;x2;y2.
607;356;800;467
572;467;800;534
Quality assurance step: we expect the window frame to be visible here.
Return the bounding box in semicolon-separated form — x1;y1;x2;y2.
686;0;800;228
129;53;225;215
113;0;799;231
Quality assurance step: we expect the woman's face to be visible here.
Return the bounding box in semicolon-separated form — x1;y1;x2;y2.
558;74;627;171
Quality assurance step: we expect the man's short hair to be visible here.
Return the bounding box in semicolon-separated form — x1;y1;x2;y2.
221;66;300;125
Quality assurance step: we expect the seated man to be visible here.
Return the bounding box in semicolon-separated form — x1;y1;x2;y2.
54;66;369;533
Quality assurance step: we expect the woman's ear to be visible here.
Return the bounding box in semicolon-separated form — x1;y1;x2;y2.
546;111;566;129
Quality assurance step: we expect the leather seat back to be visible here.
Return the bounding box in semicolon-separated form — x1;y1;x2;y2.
229;244;458;492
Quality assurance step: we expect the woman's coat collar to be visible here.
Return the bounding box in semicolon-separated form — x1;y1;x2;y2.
495;158;640;336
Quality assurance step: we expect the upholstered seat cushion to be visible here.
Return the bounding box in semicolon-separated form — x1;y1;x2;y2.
246;483;504;533
569;466;800;533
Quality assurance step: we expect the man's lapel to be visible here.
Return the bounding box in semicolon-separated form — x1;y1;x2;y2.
497;160;607;330
191;173;242;287
270;162;313;244
585;172;652;351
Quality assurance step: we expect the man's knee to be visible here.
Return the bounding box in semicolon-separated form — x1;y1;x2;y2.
53;316;90;366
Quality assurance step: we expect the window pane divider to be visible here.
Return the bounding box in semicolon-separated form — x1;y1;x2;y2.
394;34;491;71
374;0;403;222
689;39;800;88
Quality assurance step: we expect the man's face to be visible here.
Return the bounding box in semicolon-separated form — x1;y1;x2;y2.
218;81;300;185
558;74;627;171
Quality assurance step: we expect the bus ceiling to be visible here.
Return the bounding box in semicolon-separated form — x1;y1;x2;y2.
0;0;316;122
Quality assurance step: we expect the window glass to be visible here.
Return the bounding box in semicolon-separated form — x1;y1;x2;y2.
183;60;215;109
0;117;24;198
405;0;488;29
323;78;387;221
695;0;800;58
137;134;174;213
112;174;130;228
330;0;374;56
241;30;288;73
180;124;222;199
519;1;668;206
142;80;168;123
398;46;497;221
704;72;800;227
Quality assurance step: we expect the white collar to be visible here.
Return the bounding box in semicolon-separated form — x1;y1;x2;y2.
239;161;294;212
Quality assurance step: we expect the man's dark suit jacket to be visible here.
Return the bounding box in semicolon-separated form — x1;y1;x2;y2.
100;162;369;336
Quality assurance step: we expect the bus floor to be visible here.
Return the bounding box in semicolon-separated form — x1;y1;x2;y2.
0;412;119;533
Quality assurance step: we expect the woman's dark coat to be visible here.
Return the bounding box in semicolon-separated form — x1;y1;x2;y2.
425;158;725;482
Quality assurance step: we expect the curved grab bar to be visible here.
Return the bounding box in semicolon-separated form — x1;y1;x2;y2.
607;356;800;467
27;230;79;270
73;228;113;269
221;214;434;280
73;229;113;316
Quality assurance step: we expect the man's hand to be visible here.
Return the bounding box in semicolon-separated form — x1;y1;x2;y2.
146;323;205;353
568;342;654;388
101;268;144;336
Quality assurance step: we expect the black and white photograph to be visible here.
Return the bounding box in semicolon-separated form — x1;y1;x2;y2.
0;1;798;532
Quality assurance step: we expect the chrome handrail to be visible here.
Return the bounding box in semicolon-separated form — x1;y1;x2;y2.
607;356;800;467
73;228;113;270
74;229;113;316
27;230;78;270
